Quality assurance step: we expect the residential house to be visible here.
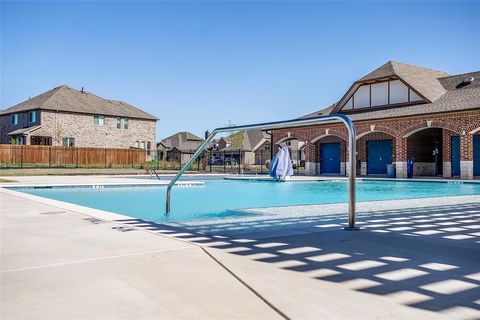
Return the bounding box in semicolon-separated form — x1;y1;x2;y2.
0;85;158;159
272;61;480;179
211;130;271;165
157;131;204;163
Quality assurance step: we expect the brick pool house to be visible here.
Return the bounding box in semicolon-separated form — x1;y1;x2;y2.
272;61;480;180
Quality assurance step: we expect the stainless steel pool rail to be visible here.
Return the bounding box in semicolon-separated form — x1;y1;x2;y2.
166;114;359;230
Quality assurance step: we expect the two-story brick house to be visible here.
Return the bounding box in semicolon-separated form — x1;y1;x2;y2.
0;85;158;158
272;61;480;180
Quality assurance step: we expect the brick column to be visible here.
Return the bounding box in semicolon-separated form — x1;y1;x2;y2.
460;134;473;180
395;137;407;178
304;142;316;176
357;137;367;176
442;130;453;178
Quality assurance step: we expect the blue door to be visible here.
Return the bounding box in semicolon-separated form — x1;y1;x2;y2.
320;143;340;174
451;136;460;177
473;135;480;177
367;140;392;175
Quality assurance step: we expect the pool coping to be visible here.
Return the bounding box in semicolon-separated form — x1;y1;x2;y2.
225;174;480;184
0;180;204;189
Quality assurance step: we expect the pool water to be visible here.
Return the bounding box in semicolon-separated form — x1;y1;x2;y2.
15;179;480;222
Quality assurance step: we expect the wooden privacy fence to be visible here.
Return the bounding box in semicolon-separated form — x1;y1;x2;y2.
0;145;146;168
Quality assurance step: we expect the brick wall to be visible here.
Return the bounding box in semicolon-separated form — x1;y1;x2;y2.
38;111;156;149
271;110;480;178
0;110;157;159
442;129;455;162
0;110;40;144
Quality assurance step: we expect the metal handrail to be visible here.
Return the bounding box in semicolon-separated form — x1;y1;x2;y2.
149;168;161;180
165;114;358;230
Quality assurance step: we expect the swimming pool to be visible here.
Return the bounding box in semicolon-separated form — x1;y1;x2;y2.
11;179;480;223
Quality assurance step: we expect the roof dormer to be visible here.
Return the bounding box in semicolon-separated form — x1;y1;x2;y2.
333;61;449;114
339;77;427;112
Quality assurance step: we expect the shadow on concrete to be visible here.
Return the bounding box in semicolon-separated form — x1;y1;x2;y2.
116;202;480;316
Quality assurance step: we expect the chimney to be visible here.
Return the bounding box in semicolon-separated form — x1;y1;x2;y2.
81;87;85;93
205;130;210;140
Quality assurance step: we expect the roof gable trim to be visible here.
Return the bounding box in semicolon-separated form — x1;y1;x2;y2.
333;75;430;113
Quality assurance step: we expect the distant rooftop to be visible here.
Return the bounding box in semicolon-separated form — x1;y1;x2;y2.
0;85;158;120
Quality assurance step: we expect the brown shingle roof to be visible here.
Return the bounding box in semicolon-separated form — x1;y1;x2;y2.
7;125;42;136
300;104;336;119
0;85;158;120
300;65;480;122
222;130;268;151
346;85;480;122
358;61;449;103
439;71;480;91
158;131;204;151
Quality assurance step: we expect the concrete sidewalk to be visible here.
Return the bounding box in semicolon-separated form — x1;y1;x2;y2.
1;175;479;320
0;191;281;320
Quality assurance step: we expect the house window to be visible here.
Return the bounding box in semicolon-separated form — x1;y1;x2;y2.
62;137;75;147
341;79;425;111
353;85;370;109
371;82;389;106
140;141;145;149
116;118;121;129
146;141;151;155
343;97;353;110
123;118;128;129
94;115;105;126
11;114;19;125
389;80;409;104
28;111;37;123
15;136;25;144
410;89;422;102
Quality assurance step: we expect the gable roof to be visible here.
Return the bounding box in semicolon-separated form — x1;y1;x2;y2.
383;61;449;102
0;85;158;120
300;104;336;119
158;131;204;151
301;65;480;122
334;61;450;113
222;130;269;152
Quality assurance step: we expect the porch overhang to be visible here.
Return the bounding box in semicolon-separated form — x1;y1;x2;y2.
7;125;41;136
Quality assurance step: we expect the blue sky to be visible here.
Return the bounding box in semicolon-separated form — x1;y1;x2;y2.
1;1;479;139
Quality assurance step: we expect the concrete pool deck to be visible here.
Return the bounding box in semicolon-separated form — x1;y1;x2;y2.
1;175;479;319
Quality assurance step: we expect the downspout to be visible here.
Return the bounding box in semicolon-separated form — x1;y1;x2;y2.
265;130;273;159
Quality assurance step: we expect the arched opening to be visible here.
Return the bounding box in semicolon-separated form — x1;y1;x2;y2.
357;131;396;176
314;135;347;176
407;128;446;177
